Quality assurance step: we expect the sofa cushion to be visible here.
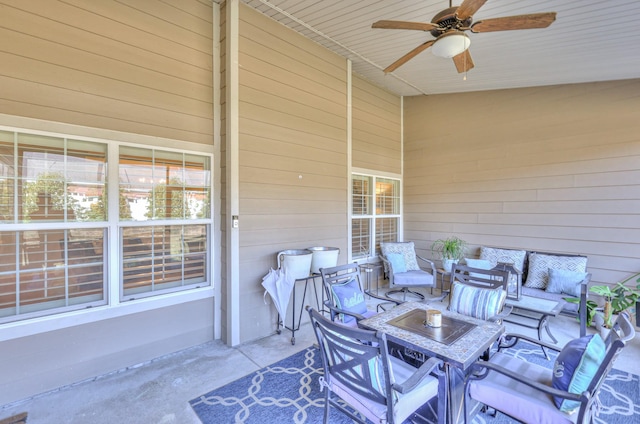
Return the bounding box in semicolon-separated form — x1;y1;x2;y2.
479;247;526;272
546;268;588;297
522;287;578;314
552;334;606;413
525;253;587;289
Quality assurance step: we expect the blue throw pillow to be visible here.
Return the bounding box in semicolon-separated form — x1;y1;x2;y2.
330;278;367;323
546;268;587;297
552;334;606;413
386;252;407;273
464;258;493;278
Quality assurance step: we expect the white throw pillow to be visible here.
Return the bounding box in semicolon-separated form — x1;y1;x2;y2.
479;247;526;272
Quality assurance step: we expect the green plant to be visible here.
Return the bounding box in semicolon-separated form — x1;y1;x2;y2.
565;297;599;328
431;236;467;261
589;273;640;328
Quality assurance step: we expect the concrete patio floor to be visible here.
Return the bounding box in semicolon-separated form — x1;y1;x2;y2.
1;292;638;424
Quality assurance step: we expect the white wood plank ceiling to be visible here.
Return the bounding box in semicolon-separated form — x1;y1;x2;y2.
239;0;640;96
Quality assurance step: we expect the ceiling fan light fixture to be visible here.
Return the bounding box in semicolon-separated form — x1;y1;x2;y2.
431;32;470;58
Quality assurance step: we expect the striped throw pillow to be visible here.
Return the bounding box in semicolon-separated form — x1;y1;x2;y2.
449;282;507;321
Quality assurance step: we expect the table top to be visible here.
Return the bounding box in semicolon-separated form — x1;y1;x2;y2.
505;295;563;316
360;301;505;370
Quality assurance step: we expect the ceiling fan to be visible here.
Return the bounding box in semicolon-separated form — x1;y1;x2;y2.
372;0;556;74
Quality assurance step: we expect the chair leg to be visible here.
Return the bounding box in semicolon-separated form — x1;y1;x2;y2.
386;287;425;301
323;391;330;424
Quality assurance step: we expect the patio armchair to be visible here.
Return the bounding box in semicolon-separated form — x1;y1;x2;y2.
307;306;446;424
464;312;636;424
380;241;438;301
320;263;401;327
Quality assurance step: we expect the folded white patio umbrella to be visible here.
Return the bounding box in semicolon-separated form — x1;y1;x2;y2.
262;267;295;323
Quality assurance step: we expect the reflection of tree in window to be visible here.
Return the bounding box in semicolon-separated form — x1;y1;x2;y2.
22;172;78;221
145;177;186;219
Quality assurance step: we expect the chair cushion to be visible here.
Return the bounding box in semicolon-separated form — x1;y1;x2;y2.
331;278;367;323
525;253;587;289
393;270;435;287
448;281;507;321
330;355;438;424
381;242;420;271
479;247;526;271
469;352;573;424
552;334;606;413
386;252;407;273
546;268;588;297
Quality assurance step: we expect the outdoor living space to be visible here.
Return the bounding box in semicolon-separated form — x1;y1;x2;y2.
1;287;639;424
1;1;640;424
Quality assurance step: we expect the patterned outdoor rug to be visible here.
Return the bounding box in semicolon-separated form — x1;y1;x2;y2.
190;341;640;424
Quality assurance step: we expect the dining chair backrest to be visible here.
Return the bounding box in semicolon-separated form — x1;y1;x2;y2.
320;263;370;325
582;311;635;411
307;306;444;424
465;312;635;424
449;264;511;323
450;263;509;290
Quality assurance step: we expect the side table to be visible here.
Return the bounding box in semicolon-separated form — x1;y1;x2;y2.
360;262;383;296
436;268;451;294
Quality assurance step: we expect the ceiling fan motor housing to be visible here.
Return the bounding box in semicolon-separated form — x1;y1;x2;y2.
430;6;472;37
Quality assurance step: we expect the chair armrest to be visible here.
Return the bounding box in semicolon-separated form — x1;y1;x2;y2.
379;255;394;284
467;360;584;404
393;356;444;394
416;254;437;274
498;333;562;354
323;300;367;322
487;304;513;323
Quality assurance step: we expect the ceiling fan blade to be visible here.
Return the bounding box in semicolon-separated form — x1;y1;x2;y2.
383;40;436;73
453;50;474;73
455;0;487;21
471;12;557;33
372;20;438;31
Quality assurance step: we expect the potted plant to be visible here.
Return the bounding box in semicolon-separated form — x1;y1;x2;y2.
590;273;640;330
564;272;640;331
431;236;467;272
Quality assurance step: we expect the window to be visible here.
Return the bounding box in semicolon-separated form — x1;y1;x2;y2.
0;129;212;323
119;147;210;298
351;174;400;260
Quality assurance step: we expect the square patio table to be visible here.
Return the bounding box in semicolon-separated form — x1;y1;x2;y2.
360;301;505;424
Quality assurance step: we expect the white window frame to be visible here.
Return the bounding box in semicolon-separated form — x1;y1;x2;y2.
350;169;402;262
0;121;215;338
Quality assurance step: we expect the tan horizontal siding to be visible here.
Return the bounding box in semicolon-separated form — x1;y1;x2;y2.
0;0;213;145
237;4;348;343
241;120;345;156
351;75;401;174
403;79;640;287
